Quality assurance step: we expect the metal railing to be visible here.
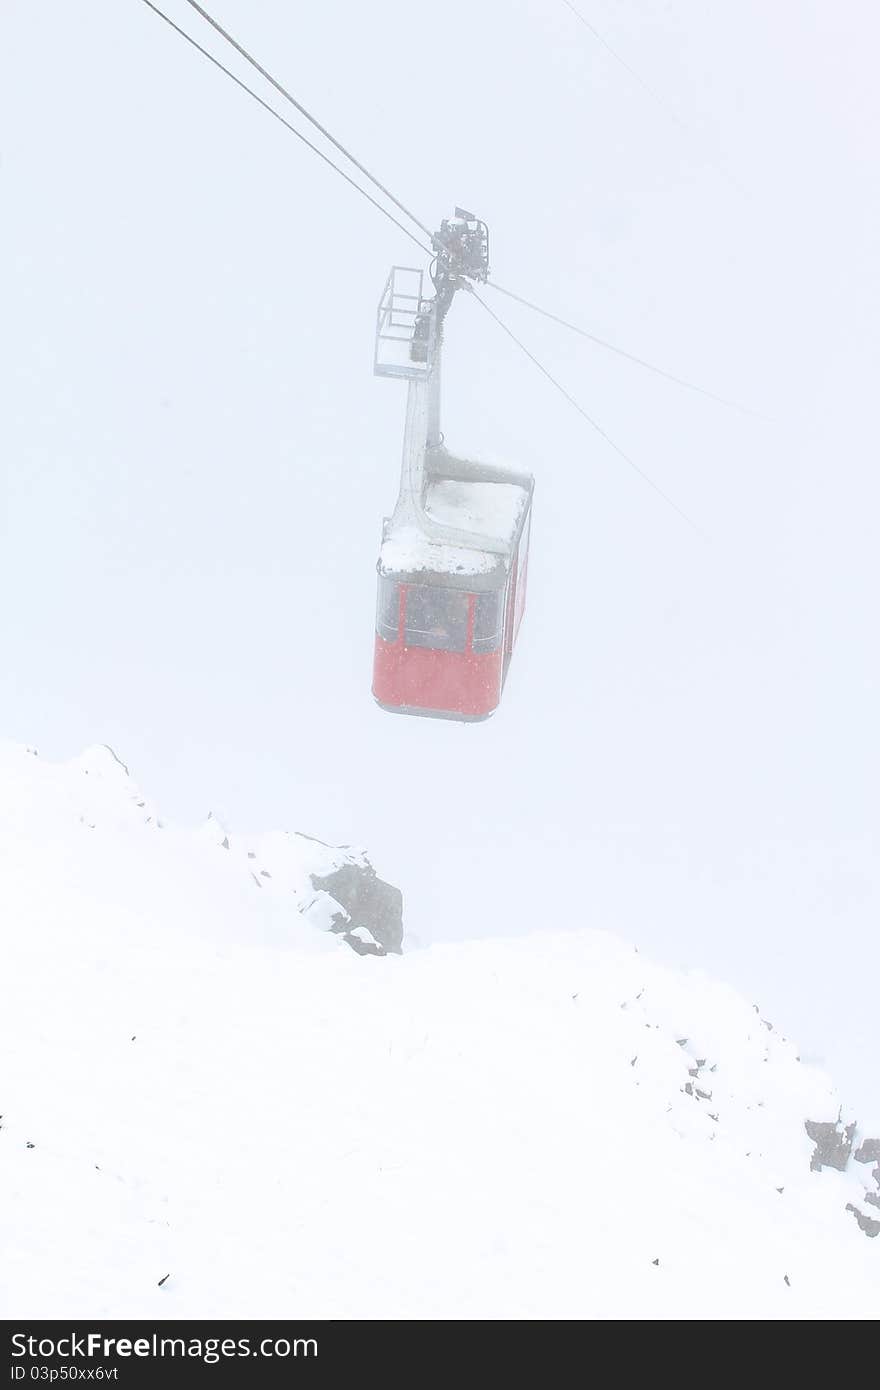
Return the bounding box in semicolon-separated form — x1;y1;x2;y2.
374;266;436;379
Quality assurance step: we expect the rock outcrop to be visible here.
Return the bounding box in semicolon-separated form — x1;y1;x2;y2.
804;1119;856;1172
310;861;404;956
806;1119;880;1238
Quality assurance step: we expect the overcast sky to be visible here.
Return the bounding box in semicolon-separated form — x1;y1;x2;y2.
2;1;877;1122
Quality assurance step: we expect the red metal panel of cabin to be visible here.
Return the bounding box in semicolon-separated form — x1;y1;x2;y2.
373;636;503;717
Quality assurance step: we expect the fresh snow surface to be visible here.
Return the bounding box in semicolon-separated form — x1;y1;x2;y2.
1;743;877;1320
425;480;527;541
379;524;500;577
380;480;527;576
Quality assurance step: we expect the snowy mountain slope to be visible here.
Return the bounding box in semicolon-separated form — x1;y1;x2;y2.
0;745;877;1320
0;742;401;957
3;0;879;1142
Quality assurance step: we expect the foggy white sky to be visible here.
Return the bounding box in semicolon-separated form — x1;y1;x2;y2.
2;2;878;1121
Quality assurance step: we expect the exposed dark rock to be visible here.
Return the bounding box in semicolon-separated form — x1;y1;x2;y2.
311;862;404;956
341;933;386;958
804;1119;856;1172
805;1123;880;1240
845;1204;880;1238
102;745;131;777
853;1137;880;1165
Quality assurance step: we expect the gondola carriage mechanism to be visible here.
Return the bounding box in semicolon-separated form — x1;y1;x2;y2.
372;211;535;721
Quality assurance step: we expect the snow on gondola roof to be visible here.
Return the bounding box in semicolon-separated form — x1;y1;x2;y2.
380;478;529;577
427;480;528;540
380;525;500;577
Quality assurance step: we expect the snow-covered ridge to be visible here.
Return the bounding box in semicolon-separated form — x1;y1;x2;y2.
0;741;402;957
0;743;876;1318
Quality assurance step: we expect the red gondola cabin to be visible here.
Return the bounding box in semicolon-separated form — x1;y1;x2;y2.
373;448;534;720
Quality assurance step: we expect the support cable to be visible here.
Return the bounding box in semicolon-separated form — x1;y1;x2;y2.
182;0;433;241
487;281;764;419
139;1;431;255
468;287;706;538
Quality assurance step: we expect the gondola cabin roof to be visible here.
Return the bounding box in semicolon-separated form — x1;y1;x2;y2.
379;477;530;581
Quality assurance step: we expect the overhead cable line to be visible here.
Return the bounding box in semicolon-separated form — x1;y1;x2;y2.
486;280;764;419
558;1;746;197
181;0;433;242
139;1;431;255
559;0;691;134
467;287;706;538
